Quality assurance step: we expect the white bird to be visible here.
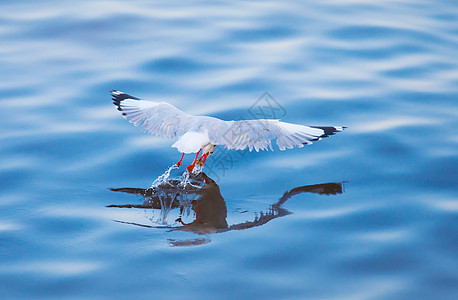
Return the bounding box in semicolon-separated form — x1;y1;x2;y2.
111;90;345;172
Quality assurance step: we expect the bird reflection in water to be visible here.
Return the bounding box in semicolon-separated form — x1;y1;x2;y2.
108;173;344;247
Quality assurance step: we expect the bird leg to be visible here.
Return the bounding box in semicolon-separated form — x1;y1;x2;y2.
186;149;201;173
196;153;209;166
176;153;185;167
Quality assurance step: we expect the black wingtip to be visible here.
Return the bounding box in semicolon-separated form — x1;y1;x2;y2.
311;126;346;138
110;90;140;111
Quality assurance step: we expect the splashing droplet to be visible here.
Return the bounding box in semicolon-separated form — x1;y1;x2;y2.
150;164;178;188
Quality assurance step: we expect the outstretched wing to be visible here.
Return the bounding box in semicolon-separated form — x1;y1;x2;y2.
207;119;344;151
111;90;344;152
111;90;194;138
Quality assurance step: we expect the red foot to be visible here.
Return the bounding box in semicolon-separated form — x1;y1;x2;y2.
186;164;195;173
176;153;185;168
186;149;201;173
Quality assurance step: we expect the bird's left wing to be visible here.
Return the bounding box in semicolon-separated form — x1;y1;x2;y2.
207;119;343;151
111;90;194;138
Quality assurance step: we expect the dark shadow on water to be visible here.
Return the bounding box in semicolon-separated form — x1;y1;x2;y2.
108;173;344;247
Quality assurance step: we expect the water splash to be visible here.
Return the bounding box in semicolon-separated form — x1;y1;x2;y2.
150;164;178;188
191;164;203;175
146;165;207;225
151;184;201;226
179;170;205;189
156;190;177;224
150;164;205;189
178;192;193;218
179;170;191;187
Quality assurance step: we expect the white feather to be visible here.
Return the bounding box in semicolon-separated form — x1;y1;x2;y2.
172;131;209;154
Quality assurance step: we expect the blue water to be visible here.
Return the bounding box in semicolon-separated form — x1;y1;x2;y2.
1;0;457;299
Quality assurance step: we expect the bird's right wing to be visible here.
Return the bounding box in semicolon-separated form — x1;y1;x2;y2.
111;90;193;138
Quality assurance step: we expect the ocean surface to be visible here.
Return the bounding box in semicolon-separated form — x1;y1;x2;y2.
1;0;457;299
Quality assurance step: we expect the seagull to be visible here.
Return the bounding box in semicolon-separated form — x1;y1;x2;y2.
111;90;345;172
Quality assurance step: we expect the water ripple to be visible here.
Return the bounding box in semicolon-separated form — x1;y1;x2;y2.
1;0;457;299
